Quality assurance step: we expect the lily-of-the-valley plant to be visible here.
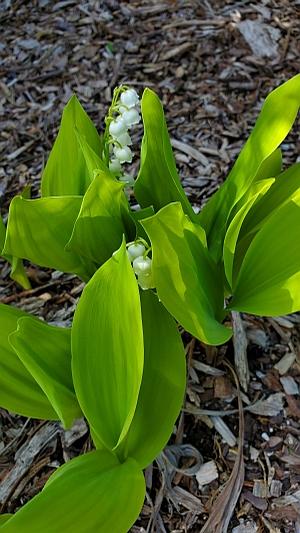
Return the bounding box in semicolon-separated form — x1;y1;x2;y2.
0;76;300;531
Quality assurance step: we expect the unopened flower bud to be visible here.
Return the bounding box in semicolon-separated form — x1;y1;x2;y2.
133;255;152;275
122;108;140;127
114;145;133;164
109;117;127;138
109;158;122;174
127;243;146;262
120;89;139;109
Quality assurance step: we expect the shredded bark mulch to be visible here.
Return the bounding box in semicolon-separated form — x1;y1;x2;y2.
1;1;300;531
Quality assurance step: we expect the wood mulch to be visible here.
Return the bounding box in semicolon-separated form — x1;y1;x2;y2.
1;1;300;531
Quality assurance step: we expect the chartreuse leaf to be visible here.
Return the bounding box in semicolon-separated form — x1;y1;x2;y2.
1;187;31;289
230;190;300;315
253;147;282;182
116;290;186;468
142;203;232;345
67;170;135;265
199;74;300;258
0;303;58;420
9;256;31;289
0;451;145;533
3;195;94;279
239;163;300;241
130;206;155;241
223;179;274;289
0;214;5;250
41;95;102;197
72;239;144;450
9;318;81;428
75;130;107;176
228;148;281;223
231;164;300;281
134;88;195;220
0;516;12;525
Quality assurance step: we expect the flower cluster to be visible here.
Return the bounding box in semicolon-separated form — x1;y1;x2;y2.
127;242;155;290
108;88;140;185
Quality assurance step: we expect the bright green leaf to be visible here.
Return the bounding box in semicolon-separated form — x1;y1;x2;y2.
72;240;144;450
0;451;145;533
0;516;12;526
230;191;300;315
228;148;281;223
67;171;134;266
231;164;300;281
41;95;102;197
223;179;273;289
253;147;282;182
116;290;186;468
75;130;107;177
0;303;58;420
1;187;32;289
130;206;155;241
134;88;195;220
3;195;93;279
10;318;81;428
9;256;31;289
142;203;232;345
239;163;300;241
0;214;5;251
199;74;300;259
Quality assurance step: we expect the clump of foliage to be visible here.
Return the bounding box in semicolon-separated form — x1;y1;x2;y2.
0;75;300;531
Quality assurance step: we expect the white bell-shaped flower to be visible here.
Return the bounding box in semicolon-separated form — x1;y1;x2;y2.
114;145;133;164
109;117;127;138
116;131;132;147
122;108;140;127
127;243;146;262
109;158;122;174
133;255;152;275
118;105;127;114
120;89;139;109
137;272;155;290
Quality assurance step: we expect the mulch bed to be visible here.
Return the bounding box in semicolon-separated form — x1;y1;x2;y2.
1;1;300;531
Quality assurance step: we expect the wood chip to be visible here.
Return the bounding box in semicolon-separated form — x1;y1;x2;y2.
232;311;250;392
201;365;244;532
274;352;296;375
272;316;295;329
243;490;268;511
269;480;282;498
192;359;225;376
246;393;284;417
237;20;281;59
196;460;218;487
161;42;194;61
232;520;258;533
171;138;210;166
253;479;268;498
272;489;300;507
0;423;59;505
210;416;237;447
280;376;299;395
